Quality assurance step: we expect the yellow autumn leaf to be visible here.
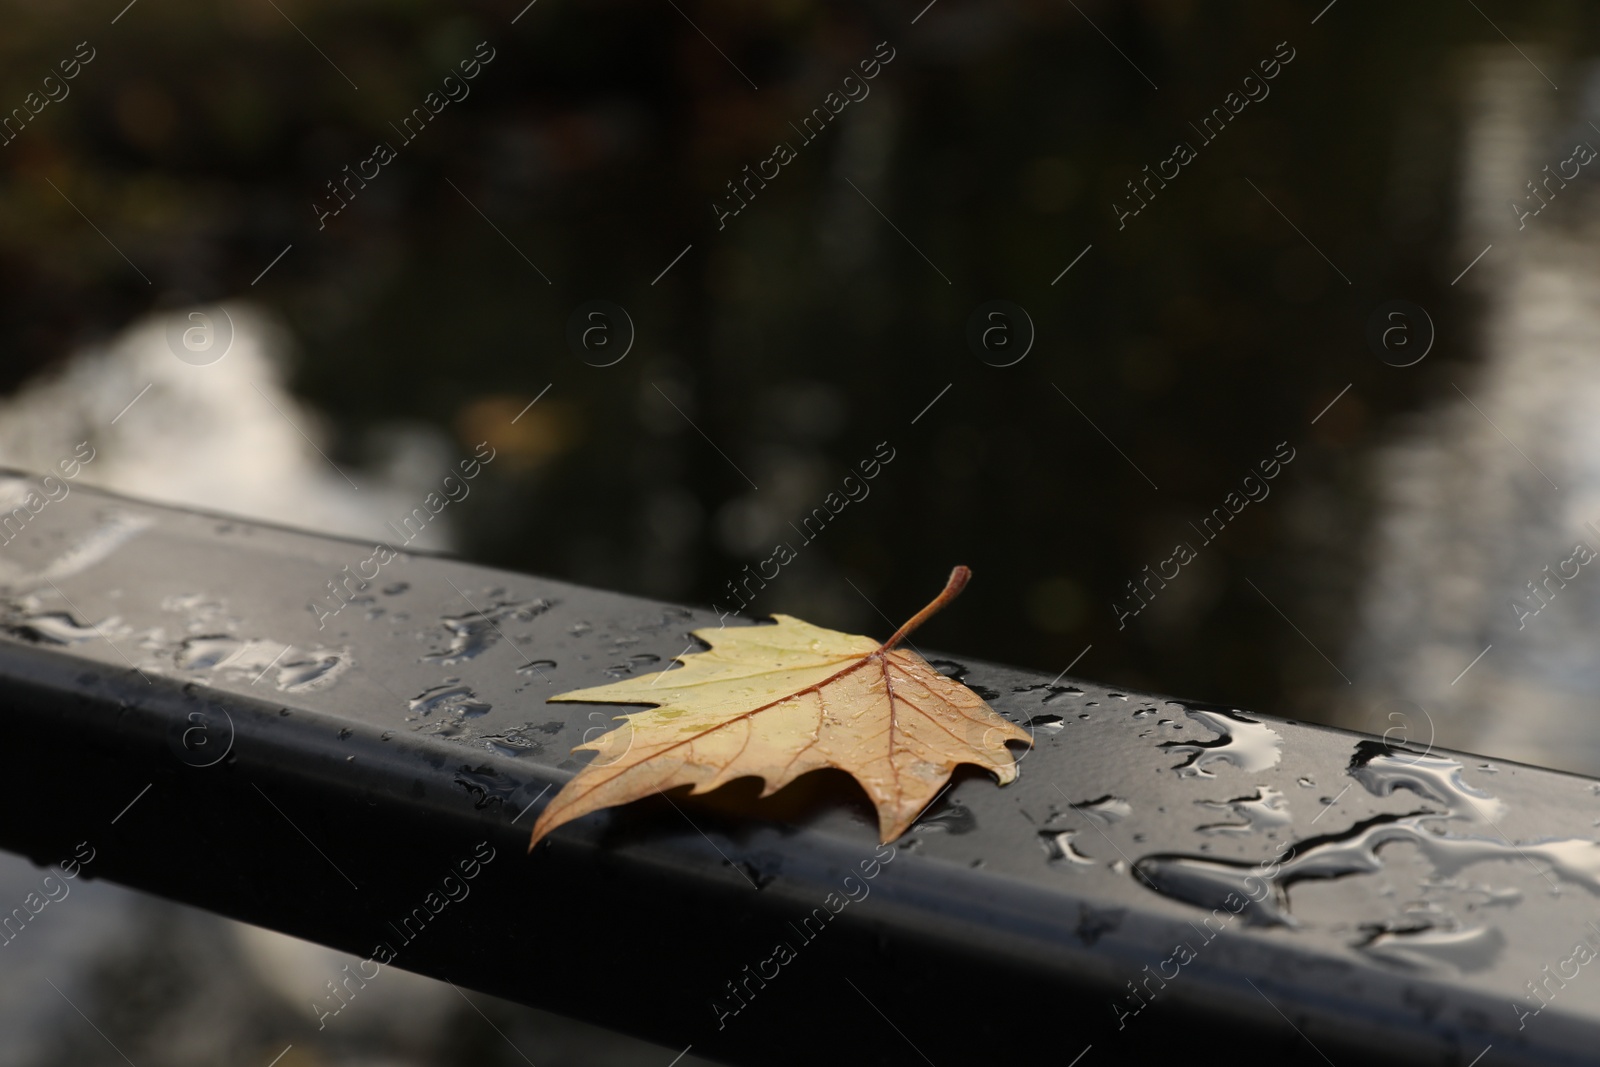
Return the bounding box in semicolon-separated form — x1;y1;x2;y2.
529;567;1032;847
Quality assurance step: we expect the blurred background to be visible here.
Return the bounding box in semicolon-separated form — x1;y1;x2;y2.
3;0;1600;1061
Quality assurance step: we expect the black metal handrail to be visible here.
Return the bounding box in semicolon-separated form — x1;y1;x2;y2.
0;476;1588;1066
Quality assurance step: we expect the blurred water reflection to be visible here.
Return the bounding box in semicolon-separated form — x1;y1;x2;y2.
1353;49;1600;774
0;308;454;551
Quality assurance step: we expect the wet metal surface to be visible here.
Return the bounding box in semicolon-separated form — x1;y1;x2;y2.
0;477;1596;1064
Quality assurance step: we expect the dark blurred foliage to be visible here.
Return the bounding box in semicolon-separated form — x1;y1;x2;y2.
0;0;1590;725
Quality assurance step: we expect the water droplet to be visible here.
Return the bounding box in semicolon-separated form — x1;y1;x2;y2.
1039;830;1096;866
454;764;519;810
730;859;777;889
1196;786;1292;836
277;653;344;690
176;634;243;669
1028;714;1066;733
8;611;104;645
424;598;554;664
175;635;348;691
1349;742;1507;823
409;683;492;718
1076;905;1125;945
1357;924;1505;974
1160;707;1282;778
1073;795;1133;825
916;804;977;835
518;659;557;675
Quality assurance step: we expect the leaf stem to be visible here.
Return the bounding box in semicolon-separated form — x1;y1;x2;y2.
877;566;971;652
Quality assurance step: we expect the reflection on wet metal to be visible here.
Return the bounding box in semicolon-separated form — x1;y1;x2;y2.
174;634;348;692
1359;924;1505;974
423;598;554;665
410;683;492;719
1159;707;1283;778
1039;830;1097;866
1196;786;1291;836
1135;741;1600;973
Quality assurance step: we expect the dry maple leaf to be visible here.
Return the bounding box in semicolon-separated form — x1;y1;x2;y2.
529;566;1031;848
